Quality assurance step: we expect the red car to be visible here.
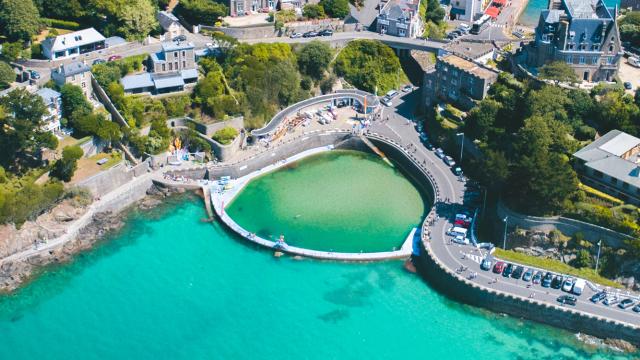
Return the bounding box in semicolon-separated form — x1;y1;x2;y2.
454;219;469;228
108;55;122;62
493;261;505;274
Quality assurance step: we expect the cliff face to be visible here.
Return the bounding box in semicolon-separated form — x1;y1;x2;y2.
0;200;90;260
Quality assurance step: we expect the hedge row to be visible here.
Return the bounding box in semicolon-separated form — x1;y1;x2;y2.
42;18;81;31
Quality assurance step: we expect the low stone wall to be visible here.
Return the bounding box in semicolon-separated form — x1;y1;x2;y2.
497;201;634;249
416;241;640;346
77;161;150;198
210;134;242;162
200;19;356;40
167;116;245;137
207;131;352;179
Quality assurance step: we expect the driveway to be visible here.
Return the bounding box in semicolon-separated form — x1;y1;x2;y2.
619;59;640;95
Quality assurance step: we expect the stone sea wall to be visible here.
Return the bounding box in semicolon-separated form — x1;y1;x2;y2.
416;242;640;346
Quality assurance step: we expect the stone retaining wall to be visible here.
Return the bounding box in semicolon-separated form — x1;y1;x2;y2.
77;161;150;198
497;201;634;249
416;241;640;346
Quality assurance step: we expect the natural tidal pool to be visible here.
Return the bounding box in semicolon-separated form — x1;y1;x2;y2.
226;150;427;253
0;195;635;359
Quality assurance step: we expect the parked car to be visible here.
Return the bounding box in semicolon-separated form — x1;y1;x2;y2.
557;295;577;306
603;297;619;306
624;82;633;90
551;275;564;289
522;268;534;282
29;70;40;79
290;32;302;38
619;298;635;309
380;96;392;107
457;23;471;33
541;272;553;287
532;271;542;284
318;29;333;36
453;167;463;176
511;266;524;279
108;55;122;62
435;148;445;159
419;133;428;143
385;90;399;99
303;31;318;38
493;261;505;274
444;156;456;167
480;258;492;271
633;304;640;313
174;34;187;42
502;263;513;277
561;277;574;292
92;58;106;65
402;84;413;92
590;291;607;303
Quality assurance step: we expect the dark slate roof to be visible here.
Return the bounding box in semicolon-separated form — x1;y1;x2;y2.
55;61;91;77
157;11;180;31
573;130;640;187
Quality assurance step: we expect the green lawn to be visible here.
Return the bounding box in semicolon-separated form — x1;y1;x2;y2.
494;248;623;289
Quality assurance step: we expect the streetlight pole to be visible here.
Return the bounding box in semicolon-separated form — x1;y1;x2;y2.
502;216;508;249
595;240;602;273
456;132;464;163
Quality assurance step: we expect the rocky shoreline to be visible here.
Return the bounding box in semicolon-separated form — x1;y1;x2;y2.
0;184;186;294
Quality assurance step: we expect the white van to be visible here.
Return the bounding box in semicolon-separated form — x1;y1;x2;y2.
628;56;640;68
385;90;399;98
572;279;586;295
448;226;468;237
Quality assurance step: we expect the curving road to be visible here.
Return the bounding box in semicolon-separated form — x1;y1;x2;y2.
374;90;640;330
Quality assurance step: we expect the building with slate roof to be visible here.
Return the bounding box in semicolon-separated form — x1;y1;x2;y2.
120;40;199;95
573;130;640;204
51;61;94;99
41;28;106;60
157;11;184;41
522;0;622;82
376;0;423;38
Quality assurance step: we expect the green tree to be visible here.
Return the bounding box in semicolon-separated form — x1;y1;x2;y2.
424;0;445;24
51;145;83;182
0;41;24;62
508;116;578;215
0;0;41;41
539;61;578;85
60;84;92;120
95;119;122;146
297;41;332;80
464;99;502;143
0;88;58;171
175;0;227;25
303;4;326;19
0;61;15;88
476;149;510;190
572;249;593;268
320;0;350;18
34;0;85;20
92;63;123;88
117;0;158;40
334;40;404;93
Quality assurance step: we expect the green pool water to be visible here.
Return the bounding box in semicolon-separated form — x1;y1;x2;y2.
0;195;633;359
226;150;427;252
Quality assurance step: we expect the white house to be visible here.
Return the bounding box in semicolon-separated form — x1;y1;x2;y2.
35;88;62;133
41;28;106;60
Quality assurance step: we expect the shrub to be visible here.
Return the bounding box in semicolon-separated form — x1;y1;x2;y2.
162;95;192;118
212;126;238;145
42;18;81;30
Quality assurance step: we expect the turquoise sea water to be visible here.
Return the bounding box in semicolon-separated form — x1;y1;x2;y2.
520;0;620;26
226;150;426;253
0;155;637;359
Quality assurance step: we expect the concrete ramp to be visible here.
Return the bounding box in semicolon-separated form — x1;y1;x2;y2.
359;135;394;167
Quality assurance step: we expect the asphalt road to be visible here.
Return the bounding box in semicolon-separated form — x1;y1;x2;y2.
371;90;640;329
